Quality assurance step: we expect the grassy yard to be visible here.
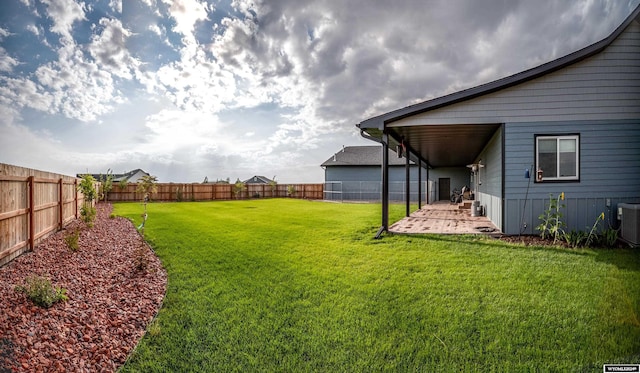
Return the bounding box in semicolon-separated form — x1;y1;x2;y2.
114;199;640;372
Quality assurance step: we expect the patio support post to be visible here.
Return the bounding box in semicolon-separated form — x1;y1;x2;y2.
376;132;390;239
405;149;410;217
426;166;430;204
418;159;422;209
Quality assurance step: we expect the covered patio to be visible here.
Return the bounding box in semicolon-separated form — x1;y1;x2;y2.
389;201;501;235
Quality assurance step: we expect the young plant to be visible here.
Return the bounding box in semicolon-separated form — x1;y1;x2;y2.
536;192;565;243
133;245;149;272
136;175;158;234
268;176;277;197
600;228;619;248
136;175;158;202
232;180;246;200
563;230;587;248
15;275;68;308
64;229;80;251
585;212;605;247
287;184;297;197
78;174;98;227
99;169;114;202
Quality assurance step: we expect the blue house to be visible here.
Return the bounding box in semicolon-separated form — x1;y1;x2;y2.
357;5;640;236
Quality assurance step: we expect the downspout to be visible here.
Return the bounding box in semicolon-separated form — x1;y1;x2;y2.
359;129;389;238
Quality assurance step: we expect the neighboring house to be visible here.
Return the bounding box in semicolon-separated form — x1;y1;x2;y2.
78;169;151;183
243;175;275;184
357;5;640;235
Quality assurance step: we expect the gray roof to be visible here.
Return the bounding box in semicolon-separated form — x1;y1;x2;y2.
321;146;414;167
243;175;275;184
77;169;150;182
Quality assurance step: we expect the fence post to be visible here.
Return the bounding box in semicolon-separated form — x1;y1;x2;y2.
58;178;63;229
28;176;34;251
74;179;78;218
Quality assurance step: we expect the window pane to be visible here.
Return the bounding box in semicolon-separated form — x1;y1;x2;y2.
538;139;557;178
559;139;577;177
559;139;576;152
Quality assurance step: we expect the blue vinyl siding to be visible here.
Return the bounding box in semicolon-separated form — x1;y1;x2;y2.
475;127;503;230
503;119;640;235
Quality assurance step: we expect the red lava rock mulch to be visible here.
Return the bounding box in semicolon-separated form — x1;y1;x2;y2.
0;203;167;372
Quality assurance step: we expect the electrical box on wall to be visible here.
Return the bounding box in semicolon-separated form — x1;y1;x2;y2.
618;203;640;247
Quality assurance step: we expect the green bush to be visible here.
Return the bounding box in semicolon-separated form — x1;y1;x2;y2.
80;205;96;227
599;228;619;248
563;230;587;248
15;275;68;308
536;192;565;243
134;246;149;272
64;229;80;251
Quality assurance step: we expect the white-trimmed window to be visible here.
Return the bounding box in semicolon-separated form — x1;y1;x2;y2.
535;135;579;181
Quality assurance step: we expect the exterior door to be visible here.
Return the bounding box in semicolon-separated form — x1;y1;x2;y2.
438;178;450;201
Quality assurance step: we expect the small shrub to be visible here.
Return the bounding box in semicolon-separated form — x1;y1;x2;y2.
15;275;68;308
134;245;149;272
232;180;246;199
287;185;297;197
80;205;96;227
563;230;587;248
600;228;619;248
148;319;161;337
585;212;605;247
109;213;116;219
64;229;80;251
78;174;98;227
536;192;565;243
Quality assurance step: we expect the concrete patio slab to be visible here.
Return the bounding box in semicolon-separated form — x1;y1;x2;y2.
389;201;501;235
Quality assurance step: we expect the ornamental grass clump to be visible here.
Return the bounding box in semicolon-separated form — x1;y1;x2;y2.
562;212;619;248
536;192;565;243
64;229;80;252
15;275;68;308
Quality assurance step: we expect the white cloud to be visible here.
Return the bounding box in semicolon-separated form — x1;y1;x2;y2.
0;30;19;72
164;0;208;39
41;0;86;40
109;0;122;14
33;40;123;121
88;18;139;79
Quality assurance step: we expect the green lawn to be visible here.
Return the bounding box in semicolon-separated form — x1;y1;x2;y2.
114;199;640;372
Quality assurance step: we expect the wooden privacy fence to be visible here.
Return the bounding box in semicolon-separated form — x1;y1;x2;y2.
107;183;324;202
0;163;92;267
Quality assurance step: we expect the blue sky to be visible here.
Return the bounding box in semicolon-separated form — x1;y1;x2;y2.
0;0;638;182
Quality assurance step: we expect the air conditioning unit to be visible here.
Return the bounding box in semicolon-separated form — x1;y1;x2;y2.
618;203;640;247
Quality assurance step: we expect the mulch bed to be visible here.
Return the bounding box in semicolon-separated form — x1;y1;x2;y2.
0;203;167;372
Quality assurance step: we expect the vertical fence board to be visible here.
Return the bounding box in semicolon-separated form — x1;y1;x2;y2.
105;183;323;202
0;163;92;267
